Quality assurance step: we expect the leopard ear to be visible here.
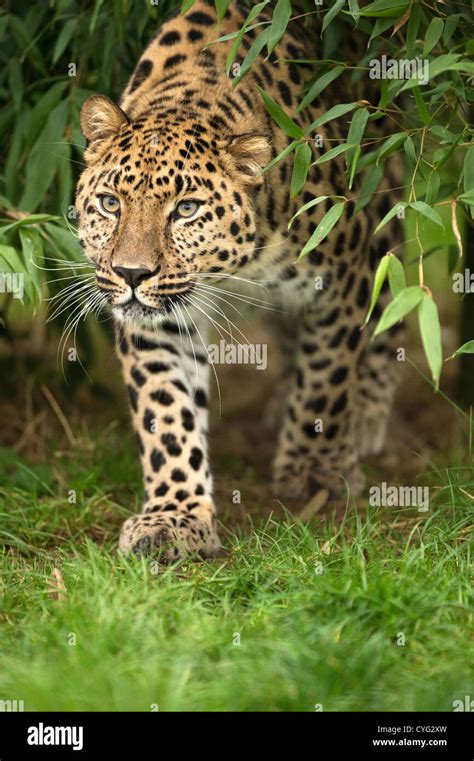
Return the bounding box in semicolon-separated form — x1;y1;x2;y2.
80;94;129;144
224;132;272;185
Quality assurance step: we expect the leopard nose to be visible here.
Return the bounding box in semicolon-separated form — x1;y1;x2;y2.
113;266;153;289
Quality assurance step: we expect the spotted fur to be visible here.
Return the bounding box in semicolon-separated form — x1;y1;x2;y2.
76;1;402;561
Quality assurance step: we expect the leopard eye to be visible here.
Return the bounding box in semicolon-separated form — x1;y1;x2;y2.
98;194;120;215
175;200;200;219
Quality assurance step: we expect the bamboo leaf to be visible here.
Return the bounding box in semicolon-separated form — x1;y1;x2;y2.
346;107;369;172
388;255;406;297
376;132;407;164
90;0;105;33
257;86;304;138
374;202;407;234
291;142;312;198
374;285;425;336
313;143;353;165
8;59;23;114
322;0;346;34
423;17;444;56
425;171;441;206
365;253;391;325
403;136;417;167
298;202;345;258
288;195;329;229
406;3;421;57
348;144;361;189
181;0;197;14
357;0;409;18
261;139;300;175
52;18;76;64
410;201;445;229
225;1;270;74
297;66;344;114
418;295;443;389
19;101;69;212
306;102;358;134
353;165;384;215
233;28;271;85
450;341;474;359
412;86;430;126
0;214;59;236
463;145;474;219
19;227;43;301
348;0;360;19
267;0;291;56
215;0;232;23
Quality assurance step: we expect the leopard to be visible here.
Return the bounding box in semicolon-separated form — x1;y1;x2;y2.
75;0;403;562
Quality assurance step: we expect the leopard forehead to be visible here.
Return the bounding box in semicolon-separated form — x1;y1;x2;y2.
78;117;228;200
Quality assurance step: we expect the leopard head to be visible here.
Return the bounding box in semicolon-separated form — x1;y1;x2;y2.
75;94;270;325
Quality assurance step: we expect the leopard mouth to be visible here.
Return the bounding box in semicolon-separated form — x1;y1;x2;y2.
112;290;192;323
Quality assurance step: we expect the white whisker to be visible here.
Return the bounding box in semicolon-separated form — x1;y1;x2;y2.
47;281;97;322
179;299;222;415
44;272;95;291
175;301;200;396
194;284;250;325
191;281;282;312
191;272;271;290
188;293;257;354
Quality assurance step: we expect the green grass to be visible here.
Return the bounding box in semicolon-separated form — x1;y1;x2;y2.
0;430;473;712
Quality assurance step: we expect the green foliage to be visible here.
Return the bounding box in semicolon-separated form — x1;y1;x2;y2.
0;0;175;216
450;340;474;359
223;0;474;388
298;200;345;257
0;0;179;354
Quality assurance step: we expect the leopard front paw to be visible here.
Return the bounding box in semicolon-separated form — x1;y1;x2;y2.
118;499;220;563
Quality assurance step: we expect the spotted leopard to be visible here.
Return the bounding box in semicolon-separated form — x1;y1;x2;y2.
75;0;402;562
